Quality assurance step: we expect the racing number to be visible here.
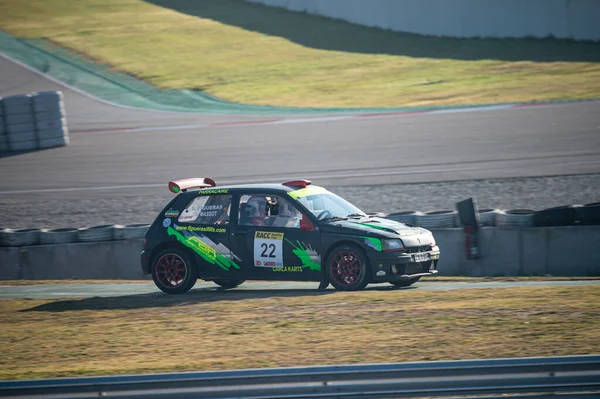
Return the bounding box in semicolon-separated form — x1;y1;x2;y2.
260;243;276;258
254;231;284;267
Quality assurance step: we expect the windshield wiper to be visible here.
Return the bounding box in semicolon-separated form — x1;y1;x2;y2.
346;213;367;218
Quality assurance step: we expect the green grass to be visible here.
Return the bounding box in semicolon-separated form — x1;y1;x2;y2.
0;285;598;380
1;0;599;107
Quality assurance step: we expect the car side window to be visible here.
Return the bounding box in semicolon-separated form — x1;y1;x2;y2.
238;195;302;228
178;195;232;225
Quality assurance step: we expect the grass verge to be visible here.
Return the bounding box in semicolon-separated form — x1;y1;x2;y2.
0;285;598;380
0;0;599;107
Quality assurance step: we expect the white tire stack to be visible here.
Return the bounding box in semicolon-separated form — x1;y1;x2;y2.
387;211;423;226
0;91;69;155
32;91;69;149
495;209;535;228
414;210;458;229
2;94;36;152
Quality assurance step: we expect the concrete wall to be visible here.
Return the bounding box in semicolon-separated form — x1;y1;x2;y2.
0;240;147;280
0;227;598;280
246;0;600;41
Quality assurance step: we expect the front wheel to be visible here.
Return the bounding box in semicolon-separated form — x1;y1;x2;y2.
213;279;245;289
326;244;370;291
390;276;421;287
152;247;198;294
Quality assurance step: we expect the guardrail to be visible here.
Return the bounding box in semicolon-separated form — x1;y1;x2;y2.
1;355;599;399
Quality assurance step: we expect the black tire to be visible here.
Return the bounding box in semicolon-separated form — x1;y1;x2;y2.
151;247;198;294
213;279;245;289
390;276;421;287
576;203;600;225
325;244;371;291
533;205;577;227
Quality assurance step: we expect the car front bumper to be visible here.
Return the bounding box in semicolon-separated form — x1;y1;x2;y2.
369;250;440;281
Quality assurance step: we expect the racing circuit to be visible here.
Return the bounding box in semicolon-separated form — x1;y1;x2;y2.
1;2;600;394
1;55;600;229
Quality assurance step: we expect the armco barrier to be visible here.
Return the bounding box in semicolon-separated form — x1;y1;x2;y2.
0;91;69;155
1;226;598;280
246;0;600;41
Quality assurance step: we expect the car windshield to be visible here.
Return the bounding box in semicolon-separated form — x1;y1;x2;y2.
295;191;367;220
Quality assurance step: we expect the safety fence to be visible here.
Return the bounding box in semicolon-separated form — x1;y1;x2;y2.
0;90;69;154
1;355;599;399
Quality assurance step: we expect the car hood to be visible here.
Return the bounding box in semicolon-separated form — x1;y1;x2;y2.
320;216;435;247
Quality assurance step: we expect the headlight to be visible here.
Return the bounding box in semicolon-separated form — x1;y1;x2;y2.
382;239;405;252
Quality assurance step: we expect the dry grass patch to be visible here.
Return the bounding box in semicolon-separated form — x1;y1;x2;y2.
0;0;599;107
1;285;598;381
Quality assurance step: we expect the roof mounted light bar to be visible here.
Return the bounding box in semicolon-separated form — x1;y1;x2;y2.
283;179;312;188
168;177;216;193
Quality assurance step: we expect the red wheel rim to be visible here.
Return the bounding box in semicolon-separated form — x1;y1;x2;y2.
330;251;362;287
156;253;187;288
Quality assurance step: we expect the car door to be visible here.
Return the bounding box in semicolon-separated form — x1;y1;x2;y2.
231;193;322;281
170;193;243;279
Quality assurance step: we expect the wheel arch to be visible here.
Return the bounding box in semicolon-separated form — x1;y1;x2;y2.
148;241;200;272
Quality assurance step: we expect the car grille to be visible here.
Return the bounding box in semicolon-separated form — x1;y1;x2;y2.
405;245;431;253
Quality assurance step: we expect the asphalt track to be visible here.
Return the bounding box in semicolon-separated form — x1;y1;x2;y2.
0;56;599;228
1;280;598;299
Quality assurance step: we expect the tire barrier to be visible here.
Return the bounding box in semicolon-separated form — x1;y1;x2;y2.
1;201;599;247
77;225;116;243
113;224;151;240
576;202;600;226
39;228;78;245
0;228;40;247
0;91;69;155
386;211;423;225
533;205;580;227
478;209;501;227
495;209;535;228
414;210;458;229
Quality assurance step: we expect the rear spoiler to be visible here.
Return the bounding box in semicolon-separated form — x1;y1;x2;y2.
168;178;216;193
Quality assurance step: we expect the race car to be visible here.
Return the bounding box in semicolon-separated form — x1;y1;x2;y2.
141;178;440;294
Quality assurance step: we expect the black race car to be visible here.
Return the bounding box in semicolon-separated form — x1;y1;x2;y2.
141;178;440;294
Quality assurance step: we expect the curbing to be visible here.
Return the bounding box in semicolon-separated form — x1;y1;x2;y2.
0;226;598;280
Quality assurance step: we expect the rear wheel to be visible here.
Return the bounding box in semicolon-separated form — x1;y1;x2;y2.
213;279;245;289
390;276;421;287
152;248;198;294
326;244;370;291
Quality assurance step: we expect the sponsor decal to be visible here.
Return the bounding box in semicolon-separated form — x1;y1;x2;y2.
164;208;179;218
175;225;226;233
285;239;321;271
162;218;172;228
362;236;383;251
254;231;284;268
198;189;229;195
273;266;303;272
376;270;387;277
167;225;240;271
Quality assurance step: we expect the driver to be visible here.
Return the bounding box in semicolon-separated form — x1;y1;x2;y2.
246;196;267;226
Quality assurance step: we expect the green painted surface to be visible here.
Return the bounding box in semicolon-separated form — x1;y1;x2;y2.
285;239;321;271
362;236;383;252
167;226;239;271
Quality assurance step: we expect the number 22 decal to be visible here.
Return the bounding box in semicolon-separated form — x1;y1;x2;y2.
260;243;276;258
